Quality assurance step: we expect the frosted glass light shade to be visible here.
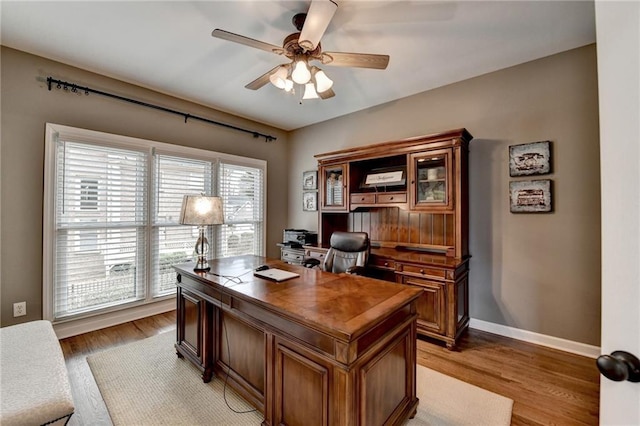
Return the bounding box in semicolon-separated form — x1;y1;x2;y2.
269;66;289;89
314;69;333;93
292;60;311;84
303;83;319;100
284;79;294;92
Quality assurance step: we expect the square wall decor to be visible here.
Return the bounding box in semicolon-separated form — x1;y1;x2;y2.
509;141;552;176
509;179;552;213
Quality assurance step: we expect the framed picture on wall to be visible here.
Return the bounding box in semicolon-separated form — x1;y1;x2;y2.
302;191;317;211
303;170;317;190
509;141;552;176
509;179;553;213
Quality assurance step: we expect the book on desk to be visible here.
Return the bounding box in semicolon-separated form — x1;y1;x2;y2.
253;268;300;282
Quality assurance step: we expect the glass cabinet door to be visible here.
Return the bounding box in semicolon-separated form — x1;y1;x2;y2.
320;164;347;211
410;149;453;210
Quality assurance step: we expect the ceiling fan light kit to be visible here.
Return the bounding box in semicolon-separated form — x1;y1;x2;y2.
269;65;290;89
292;59;312;85
211;0;389;102
311;66;333;93
303;82;320;100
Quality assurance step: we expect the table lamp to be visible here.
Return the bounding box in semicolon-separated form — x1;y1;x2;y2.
179;195;224;272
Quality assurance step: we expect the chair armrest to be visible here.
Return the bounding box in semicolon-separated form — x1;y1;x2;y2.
302;258;321;268
346;265;367;275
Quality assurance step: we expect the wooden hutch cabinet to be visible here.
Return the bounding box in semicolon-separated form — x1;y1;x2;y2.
309;128;472;349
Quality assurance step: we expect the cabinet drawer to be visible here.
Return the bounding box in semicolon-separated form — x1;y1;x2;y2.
398;264;446;279
369;257;395;270
376;193;407;204
351;193;376;204
304;248;326;260
281;249;304;264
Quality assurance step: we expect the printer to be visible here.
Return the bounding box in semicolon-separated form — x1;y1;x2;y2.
282;229;318;248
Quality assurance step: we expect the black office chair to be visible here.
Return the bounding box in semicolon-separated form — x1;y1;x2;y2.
304;232;370;274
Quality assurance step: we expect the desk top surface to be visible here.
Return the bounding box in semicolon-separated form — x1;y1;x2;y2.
174;255;422;341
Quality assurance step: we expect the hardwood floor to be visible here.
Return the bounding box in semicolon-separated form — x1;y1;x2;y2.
59;312;600;425
417;331;600;425
59;312;176;426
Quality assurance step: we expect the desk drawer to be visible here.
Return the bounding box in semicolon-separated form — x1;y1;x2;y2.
351;193;376;204
281;248;304;264
370;257;395;270
376;193;407;204
397;264;446;280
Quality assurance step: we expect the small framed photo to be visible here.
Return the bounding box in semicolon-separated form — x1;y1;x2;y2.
303;170;317;190
509;179;552;213
302;191;317;211
509;141;552;177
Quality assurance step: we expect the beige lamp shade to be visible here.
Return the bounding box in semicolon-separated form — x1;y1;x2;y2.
179;195;224;226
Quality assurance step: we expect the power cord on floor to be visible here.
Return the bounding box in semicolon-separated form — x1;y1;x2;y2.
221;316;258;414
193;265;264;415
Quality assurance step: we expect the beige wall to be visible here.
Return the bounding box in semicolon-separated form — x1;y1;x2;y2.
0;47;289;326
1;44;602;346
288;45;601;346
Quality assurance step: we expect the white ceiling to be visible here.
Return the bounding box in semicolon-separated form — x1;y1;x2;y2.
1;1;596;131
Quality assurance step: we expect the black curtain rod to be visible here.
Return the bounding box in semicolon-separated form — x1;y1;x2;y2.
46;77;277;142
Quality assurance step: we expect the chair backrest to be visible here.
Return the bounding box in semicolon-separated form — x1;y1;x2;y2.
323;232;370;274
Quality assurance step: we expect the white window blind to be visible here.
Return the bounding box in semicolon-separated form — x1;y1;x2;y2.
218;162;264;257
44;123;267;323
152;154;214;296
54;141;148;318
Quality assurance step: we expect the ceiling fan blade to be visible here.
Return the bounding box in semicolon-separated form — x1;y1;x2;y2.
245;65;281;90
321;52;390;70
318;88;335;100
298;0;338;51
212;29;284;55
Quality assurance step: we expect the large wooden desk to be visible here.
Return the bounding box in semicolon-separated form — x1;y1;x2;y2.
174;255;423;426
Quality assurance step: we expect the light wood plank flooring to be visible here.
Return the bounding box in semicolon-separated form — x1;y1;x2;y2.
59;311;600;425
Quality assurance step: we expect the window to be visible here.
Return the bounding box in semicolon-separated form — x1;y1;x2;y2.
43;124;266;322
218;162;264;257
80;179;98;210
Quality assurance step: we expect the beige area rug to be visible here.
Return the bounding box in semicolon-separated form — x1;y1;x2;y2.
87;332;513;426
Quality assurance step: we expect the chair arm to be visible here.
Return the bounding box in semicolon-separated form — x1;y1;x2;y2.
302;258;321;268
346;265;367;275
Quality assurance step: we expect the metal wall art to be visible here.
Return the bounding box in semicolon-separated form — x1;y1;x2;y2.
509;141;552;177
509;179;552;213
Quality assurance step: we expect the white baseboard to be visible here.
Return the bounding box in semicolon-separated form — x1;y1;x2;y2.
470;318;601;359
52;299;176;339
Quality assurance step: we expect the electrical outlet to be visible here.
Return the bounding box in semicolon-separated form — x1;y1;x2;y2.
13;302;26;317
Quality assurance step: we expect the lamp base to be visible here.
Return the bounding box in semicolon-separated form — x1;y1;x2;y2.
193;257;210;272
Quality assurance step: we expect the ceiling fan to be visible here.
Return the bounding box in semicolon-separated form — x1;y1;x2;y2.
211;0;390;100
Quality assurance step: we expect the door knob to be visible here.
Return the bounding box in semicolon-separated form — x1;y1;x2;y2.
596;351;640;382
